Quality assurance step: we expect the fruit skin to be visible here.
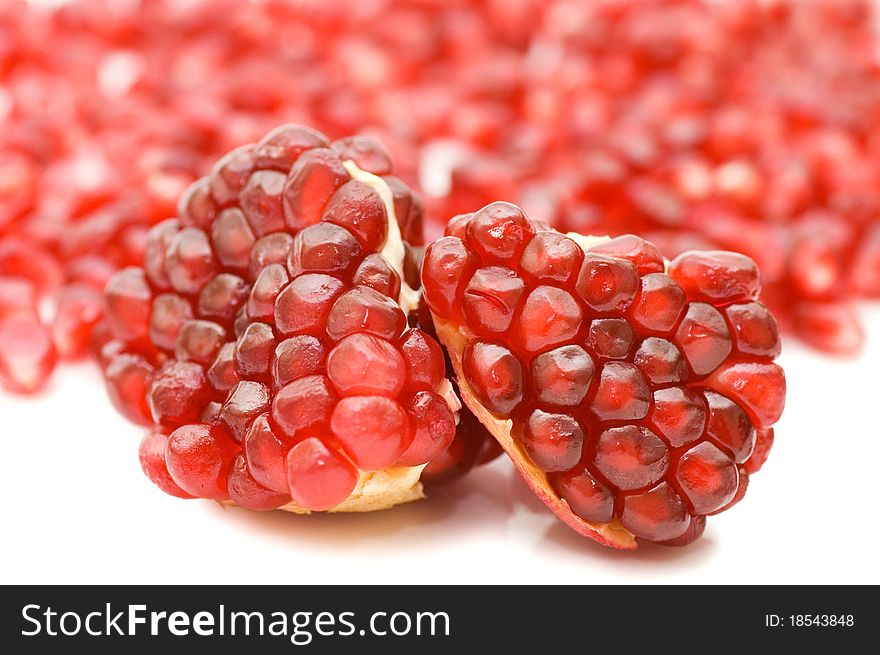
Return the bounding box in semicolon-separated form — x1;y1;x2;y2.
424;207;786;549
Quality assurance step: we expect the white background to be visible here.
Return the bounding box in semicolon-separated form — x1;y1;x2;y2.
2;308;878;585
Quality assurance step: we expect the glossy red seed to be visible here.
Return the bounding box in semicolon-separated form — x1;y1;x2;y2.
331;395;411;471
462;341;523;416
591;362;650;421
274;273;345;336
272;336;327;388
575;253;640;313
522;410;584;472
669;250;760;304
590;235;665;275
332;136;393;175
676;442;738;514
675;302;732;375
150;293;193;351
272;375;336;437
633;337;689;385
104;267;151;343
286;438;358;511
704;390;756;463
165;423;237;500
247;264;289;323
166;228;217;295
629;273;686;333
466;201;534;263
139;430;193;499
725;302;781;358
197;274;249;322
51;284;103;360
397;391;457;467
244;413;295;493
254;124;329;170
586;318;634;359
594;425;668;491
513;285;583;354
531;345;595;407
207;342;239;393
621;482;691;542
650;388;706;449
462;266;525;334
104;352;154;426
323;180;389;251
210;145;255;206
745;428;774;474
210;208;256;270
240;170;286;237
520;232;583;284
421;236;479;319
325;285;406;341
283;148;351;230
175;319;225;365
551;466;615;523
227;453;290;511
220;380;270;442
0;313;57;393
287;222;363;277
143;219;179;289
178;178;217;230
149;361;211;428
398;328;445;391
249;233;293;281
705;361;786;428
352;254;401;299
327;333;405;397
792;301;863;356
234;322;275;379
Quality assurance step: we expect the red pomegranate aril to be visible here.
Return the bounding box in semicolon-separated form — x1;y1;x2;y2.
51;284;103;360
272;336;327;388
462;266;525;334
330;395;411;471
139;430;193;499
104;352;154;426
274;273;345;336
522;410;584;472
705;360;786;428
629;273;686;333
178;178;217;230
254;124;328;171
0;313;57;393
398;328;445;391
239;170;286;237
675;302;732;375
633;337;689;385
551;467;615;523
397;391;457;467
332;136;393;176
745;428;774;474
234;322;275;379
520;232;584;284
247;264;288;323
283;148;351;230
325;285;406;341
165;423;237;500
210;144;255;206
175;319;226;365
594;425;669;491
272;374;336;437
166;228;217;296
207;342;239;393
150;293;193;352
210;208;256;271
589;235;665;275
669;251;760;304
198;273;249;322
531;344;595;406
244;413;294;493
227;453;290;511
288;222;363;277
621;482;691;542
104;267;152;343
462;341;523;416
421;236;479;320
792;301;863;356
352;254;401;299
326;333;405;397
513;285;583;354
220;380;271;442
586;318;634;359
466;202;534;264
575;253;640;313
286;437;358;511
591;361;650;421
149;361;211;428
67;256;118;292
650;387;707;448
143;219;180;289
323;180;389;251
249;233;293;281
725;301;781;358
675;442;739;515
704;390;756;463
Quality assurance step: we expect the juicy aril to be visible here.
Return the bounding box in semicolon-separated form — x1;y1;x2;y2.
422;202;785;548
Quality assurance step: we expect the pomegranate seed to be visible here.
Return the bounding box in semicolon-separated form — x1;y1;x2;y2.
240;170;286;237
244;413;295;493
522;410;584;472
398;328;445;391
247;264;289;323
175;320;225;365
725;302;781;358
462;341;523;416
220;381;270;442
210;145;255;206
551;466;615;523
466;202;534;264
150;293;193;352
675;442;739;515
104;352;154;426
207;342;239;393
325;285;406;341
254;124;329;171
234;322;275;380
324;180;389;251
575;254;639;313
166;228;217;296
274;273;344;336
705;360;786;428
139;430;193;499
144;219;180;290
512;285;582;354
326;333;405;397
272;336;327;388
421;237;479;320
210;209;256;270
272;375;336;436
249;233;294;281
51;284;103;360
521;232;583;284
633;337;688;385
0;313;57;393
283;148;351;230
704;391;756;463
589;235;665;275
591;362;650;421
332;136;393;176
178;179;217;230
286;437;358;511
330;396;411;471
629;273;686;333
149;361;211;428
198;274;249;322
104;268;152;343
620;482;691;542
227;453;290;511
668;251;760;304
165;423;237;500
649;387;707;448
288;222;363;277
531;345;595;406
586;318;634;359
352;254;401;298
594;425;668;491
462;266;525;334
745;428;775;475
397;391;456;467
675;303;732;375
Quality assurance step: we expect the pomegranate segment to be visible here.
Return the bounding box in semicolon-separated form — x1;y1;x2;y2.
423;204;786;548
100;126;462;514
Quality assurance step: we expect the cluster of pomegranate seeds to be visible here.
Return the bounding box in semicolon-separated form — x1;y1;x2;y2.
100;125;474;512
422;202;785;547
